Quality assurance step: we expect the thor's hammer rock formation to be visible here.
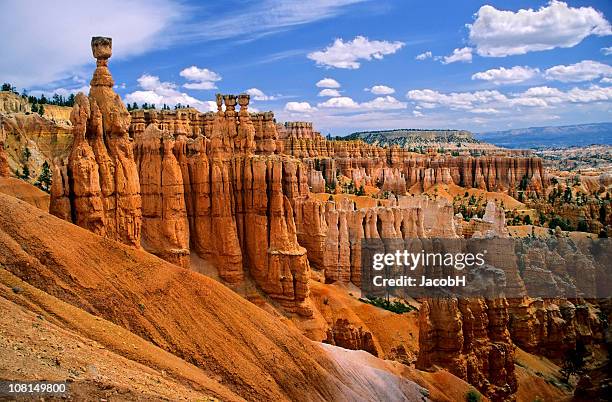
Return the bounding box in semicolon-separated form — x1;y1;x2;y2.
50;37;142;247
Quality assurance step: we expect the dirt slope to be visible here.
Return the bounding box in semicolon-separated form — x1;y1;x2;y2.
0;192;425;401
0;284;224;400
0;177;49;210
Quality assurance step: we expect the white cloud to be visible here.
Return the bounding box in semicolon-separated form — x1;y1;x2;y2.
469;108;500;114
284;101;316;113
360;96;406;110
472;66;540;85
602;77;612;84
179;0;367;43
365;85;395;95
407;89;507;110
180;66;221;90
442;47;472;64
468;1;612;57
415;51;432;61
544;60;612;82
317;96;360;108
318;88;342;97
406;84;612;112
316;95;406;110
412;110;423;117
316;78;341;88
0;0;182;89
245;87;277;101
124;74;215;112
307;36;404;69
603;47;612;56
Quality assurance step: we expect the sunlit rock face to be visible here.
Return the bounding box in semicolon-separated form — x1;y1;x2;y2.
50;37;141;247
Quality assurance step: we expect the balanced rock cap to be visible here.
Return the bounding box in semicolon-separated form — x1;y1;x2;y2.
91;36;112;60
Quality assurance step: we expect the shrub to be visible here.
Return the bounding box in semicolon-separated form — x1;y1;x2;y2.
465;389;481;402
359;296;414;314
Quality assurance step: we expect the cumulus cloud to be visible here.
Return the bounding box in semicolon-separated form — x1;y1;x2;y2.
406;84;612;112
317;95;406;110
468;1;612;57
316;78;341;88
318;89;342;97
415;51;432;61
180;66;221;90
124;74;215;112
471;66;540;85
544;60;612;83
285;101;317;113
317;96;360;108
360;96;406;110
0;0;182;88
442;47;472;64
307;36;404;69
365;85;395;95
603;47;612;56
245;87;277;101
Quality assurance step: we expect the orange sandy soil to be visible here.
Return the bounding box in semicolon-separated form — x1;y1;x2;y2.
0;177;49;210
0;191;445;401
508;225;551;238
292;280;420;361
0;182;581;401
0;277;220;401
311;192;385;209
514;348;572;401
292;281;488;402
412;183;525;210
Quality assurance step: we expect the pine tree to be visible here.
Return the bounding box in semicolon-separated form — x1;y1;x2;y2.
21;165;30;180
34;161;52;193
38;104;44;116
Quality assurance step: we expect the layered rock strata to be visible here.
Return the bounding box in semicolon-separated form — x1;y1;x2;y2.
129;116;547;197
323;318;379;356
132;93;312;315
417;297;518;400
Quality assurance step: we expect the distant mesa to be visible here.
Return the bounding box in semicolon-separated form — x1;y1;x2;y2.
476;122;612;149
343;128;484;149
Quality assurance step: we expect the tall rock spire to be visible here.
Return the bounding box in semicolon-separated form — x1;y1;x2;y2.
50;37;142;247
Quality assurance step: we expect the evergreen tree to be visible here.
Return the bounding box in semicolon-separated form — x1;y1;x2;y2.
20;165;30;180
34;161;52;193
1;83;12;91
38;104;44;116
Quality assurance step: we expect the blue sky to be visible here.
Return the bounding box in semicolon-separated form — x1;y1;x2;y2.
1;0;611;135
